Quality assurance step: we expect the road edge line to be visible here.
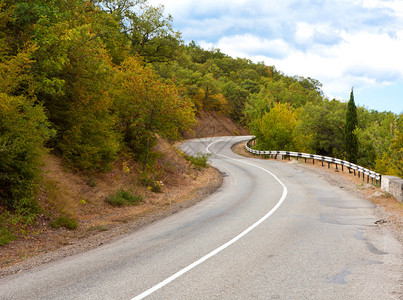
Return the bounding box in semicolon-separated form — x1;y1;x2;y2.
131;139;288;300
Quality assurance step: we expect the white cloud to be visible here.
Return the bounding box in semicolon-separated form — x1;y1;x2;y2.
147;0;403;112
208;29;403;101
295;23;314;44
211;34;292;59
362;0;403;16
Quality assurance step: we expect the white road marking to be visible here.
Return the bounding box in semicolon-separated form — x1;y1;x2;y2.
131;139;288;300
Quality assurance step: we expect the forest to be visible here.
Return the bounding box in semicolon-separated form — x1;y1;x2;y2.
0;0;402;230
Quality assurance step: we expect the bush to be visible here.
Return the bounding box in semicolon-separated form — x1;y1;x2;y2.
58;110;120;172
0;94;52;211
138;173;163;193
105;189;143;207
0;226;15;246
0;210;37;246
183;152;211;169
50;216;78;230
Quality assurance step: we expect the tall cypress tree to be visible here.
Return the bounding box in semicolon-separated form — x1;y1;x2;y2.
345;88;358;163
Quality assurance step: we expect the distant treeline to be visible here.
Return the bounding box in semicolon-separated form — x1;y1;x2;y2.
0;0;401;214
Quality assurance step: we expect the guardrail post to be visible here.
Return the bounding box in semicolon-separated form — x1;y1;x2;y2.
335;164;338;170
328;162;330;169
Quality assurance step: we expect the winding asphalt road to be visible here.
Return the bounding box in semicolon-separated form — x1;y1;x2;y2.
1;136;402;299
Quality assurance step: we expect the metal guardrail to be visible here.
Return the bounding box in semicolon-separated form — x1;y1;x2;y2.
246;138;381;183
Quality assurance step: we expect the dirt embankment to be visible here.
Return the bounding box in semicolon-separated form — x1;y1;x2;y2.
184;110;249;138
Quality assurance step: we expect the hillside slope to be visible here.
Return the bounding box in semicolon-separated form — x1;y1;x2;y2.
1;113;247;276
184;111;249;138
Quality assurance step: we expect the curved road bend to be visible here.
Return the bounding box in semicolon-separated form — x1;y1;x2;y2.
0;136;401;299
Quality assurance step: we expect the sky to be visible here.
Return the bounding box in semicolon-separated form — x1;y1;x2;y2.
148;0;403;114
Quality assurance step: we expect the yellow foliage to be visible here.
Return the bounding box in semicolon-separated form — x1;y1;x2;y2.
0;44;36;95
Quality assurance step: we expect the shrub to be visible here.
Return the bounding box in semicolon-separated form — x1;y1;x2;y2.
138;173;163;193
50;216;78;230
0;94;52;211
58;110;120;172
105;189;143;207
0;226;15;246
183;152;211;169
0;210;37;246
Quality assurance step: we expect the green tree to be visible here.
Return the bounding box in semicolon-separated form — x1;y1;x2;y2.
97;0;182;63
345;88;358;163
256;103;299;151
222;81;249;122
23;0;121;171
244;87;273;135
298;100;346;157
354;110;396;168
0;94;51;211
375;114;403;176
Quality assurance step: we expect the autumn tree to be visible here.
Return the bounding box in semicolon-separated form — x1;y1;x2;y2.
112;56;195;168
345;88;358;163
16;0;121;171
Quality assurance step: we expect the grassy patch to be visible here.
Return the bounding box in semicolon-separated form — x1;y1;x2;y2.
105;189;143;207
50;216;78;230
88;225;109;232
183;152;211;170
0;209;37;246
